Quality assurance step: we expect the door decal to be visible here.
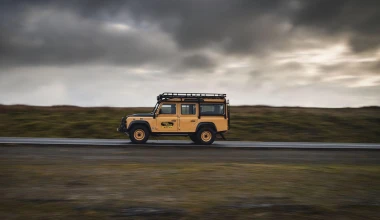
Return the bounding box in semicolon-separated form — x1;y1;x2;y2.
161;122;174;128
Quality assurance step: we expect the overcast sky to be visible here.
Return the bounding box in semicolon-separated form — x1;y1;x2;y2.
1;0;379;107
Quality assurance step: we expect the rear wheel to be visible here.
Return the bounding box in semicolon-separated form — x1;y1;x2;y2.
196;127;216;145
129;125;150;144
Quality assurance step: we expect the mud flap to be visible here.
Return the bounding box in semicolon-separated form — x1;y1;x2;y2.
219;133;226;140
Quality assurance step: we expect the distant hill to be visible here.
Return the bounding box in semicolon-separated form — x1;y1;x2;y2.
1;104;379;143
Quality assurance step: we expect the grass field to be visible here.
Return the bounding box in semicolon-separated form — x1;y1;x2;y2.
0;104;380;142
1;157;379;219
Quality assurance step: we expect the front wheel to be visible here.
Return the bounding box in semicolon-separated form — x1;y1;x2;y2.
196;127;216;145
129;125;150;144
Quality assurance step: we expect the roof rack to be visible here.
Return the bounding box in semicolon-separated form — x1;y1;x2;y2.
157;92;226;101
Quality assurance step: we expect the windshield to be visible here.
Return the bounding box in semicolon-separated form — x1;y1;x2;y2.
151;102;159;114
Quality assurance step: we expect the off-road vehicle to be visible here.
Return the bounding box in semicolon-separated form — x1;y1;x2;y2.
117;92;230;145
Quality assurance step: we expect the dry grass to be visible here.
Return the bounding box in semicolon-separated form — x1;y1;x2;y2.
0;104;380;142
1;160;379;219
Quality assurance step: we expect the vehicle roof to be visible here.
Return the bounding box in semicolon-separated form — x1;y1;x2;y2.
157;92;227;103
162;98;226;103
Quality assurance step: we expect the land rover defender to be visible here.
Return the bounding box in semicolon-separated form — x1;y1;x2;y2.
117;92;230;145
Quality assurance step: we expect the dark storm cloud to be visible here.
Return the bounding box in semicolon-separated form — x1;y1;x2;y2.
0;0;296;68
369;61;380;72
277;62;305;72
294;0;380;52
1;0;380;68
179;54;215;70
123;0;380;55
0;0;177;67
124;0;295;54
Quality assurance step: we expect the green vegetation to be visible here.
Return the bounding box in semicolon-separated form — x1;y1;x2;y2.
1;160;379;219
0;104;380;142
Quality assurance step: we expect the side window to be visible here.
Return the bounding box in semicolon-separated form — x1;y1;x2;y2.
181;104;196;115
200;104;224;115
160;104;176;114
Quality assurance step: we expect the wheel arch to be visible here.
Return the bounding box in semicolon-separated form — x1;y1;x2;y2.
196;122;217;133
127;121;152;132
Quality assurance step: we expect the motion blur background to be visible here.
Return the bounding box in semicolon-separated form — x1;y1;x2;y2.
1;1;380;219
1;0;380;142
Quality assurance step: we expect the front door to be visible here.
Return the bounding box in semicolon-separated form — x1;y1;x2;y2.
155;103;178;132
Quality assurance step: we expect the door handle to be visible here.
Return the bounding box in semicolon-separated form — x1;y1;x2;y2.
171;119;176;122
190;120;196;122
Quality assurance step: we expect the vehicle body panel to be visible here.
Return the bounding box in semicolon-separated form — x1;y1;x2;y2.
118;93;230;144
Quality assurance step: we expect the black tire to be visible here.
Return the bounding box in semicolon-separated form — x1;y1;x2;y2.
196;127;216;145
129;125;150;144
189;134;198;143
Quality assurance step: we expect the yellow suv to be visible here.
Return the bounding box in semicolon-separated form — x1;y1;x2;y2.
117;92;230;145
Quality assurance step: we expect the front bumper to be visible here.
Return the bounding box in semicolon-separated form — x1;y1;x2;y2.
117;116;128;133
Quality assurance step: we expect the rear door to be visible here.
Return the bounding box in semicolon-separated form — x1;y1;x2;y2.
178;103;198;132
155;103;178;132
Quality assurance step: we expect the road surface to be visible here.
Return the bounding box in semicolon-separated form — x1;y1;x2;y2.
0;144;379;164
0;137;380;149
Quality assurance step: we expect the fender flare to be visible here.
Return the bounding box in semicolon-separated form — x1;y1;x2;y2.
127;121;152;132
196;122;217;132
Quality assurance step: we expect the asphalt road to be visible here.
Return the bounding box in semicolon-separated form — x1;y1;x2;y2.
1;145;379;164
0;137;380;149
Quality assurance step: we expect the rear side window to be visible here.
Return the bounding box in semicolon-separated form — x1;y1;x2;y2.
200;104;224;115
160;104;176;114
181;104;196;115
